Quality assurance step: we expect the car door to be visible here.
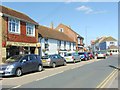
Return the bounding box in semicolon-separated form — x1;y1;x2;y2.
53;55;60;66
20;55;31;73
57;55;64;65
29;55;39;71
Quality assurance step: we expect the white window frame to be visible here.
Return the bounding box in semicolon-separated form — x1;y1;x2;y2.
59;28;64;32
8;17;20;34
26;23;35;37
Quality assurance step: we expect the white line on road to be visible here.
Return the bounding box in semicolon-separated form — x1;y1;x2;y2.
35;70;65;81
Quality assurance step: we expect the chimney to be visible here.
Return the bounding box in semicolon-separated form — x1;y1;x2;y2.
50;22;54;29
68;25;71;28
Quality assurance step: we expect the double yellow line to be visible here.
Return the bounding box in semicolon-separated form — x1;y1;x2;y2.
97;69;118;88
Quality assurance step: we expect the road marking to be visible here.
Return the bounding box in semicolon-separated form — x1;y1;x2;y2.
7;85;21;90
35;70;65;81
4;58;102;89
96;69;118;88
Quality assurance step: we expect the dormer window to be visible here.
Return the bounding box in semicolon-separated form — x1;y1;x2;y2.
59;28;64;32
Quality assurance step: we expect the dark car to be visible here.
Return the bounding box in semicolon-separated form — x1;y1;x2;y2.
88;52;94;59
0;54;43;77
41;54;66;68
78;52;90;61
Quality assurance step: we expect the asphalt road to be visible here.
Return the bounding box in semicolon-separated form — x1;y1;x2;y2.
2;57;102;89
17;55;119;88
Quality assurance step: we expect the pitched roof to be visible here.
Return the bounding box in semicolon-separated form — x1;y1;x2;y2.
101;36;117;43
0;5;38;25
109;45;118;49
56;23;84;39
38;25;75;42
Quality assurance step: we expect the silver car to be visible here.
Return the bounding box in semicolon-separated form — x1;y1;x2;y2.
41;54;67;68
64;52;81;63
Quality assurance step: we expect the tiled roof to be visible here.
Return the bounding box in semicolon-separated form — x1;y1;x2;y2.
0;5;38;25
101;36;117;43
109;45;118;49
38;25;75;42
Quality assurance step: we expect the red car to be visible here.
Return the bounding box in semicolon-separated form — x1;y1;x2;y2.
88;52;94;59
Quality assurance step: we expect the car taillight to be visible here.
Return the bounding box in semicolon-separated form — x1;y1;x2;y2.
47;58;51;62
72;56;74;59
96;54;98;56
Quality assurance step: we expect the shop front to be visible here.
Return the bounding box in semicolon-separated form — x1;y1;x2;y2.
5;41;40;59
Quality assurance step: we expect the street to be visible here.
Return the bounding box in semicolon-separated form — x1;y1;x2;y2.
1;55;119;89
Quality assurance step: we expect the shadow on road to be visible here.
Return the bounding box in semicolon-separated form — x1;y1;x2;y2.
109;65;120;71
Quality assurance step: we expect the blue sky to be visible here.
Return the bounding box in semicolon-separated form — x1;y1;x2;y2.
2;2;118;46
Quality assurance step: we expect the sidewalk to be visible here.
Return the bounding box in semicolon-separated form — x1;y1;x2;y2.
108;71;119;89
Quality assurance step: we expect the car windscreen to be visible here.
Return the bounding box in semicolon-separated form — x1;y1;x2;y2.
65;53;72;56
6;55;23;63
41;56;50;59
78;53;84;55
97;52;105;54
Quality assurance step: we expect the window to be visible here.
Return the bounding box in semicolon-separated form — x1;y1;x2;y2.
69;42;71;49
110;42;114;45
8;18;20;34
59;28;64;32
64;41;66;49
44;38;49;50
57;40;61;49
73;43;76;49
26;23;35;36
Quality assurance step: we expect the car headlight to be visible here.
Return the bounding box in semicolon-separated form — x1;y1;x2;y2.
5;65;14;71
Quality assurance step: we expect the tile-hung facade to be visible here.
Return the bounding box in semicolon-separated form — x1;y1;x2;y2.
1;6;40;60
38;25;76;57
55;23;84;52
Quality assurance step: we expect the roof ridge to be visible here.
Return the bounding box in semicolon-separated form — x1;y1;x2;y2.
57;23;83;38
1;5;27;17
38;25;74;42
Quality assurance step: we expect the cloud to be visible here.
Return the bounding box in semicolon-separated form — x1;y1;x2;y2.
76;5;107;14
65;0;90;3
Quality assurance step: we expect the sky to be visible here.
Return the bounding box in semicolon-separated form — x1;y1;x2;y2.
1;1;118;46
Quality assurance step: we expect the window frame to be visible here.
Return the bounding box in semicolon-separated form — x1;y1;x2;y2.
8;17;20;34
26;23;35;37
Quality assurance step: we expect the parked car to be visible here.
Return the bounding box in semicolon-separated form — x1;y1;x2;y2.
64;52;81;63
88;52;94;59
41;54;66;68
78;52;89;61
96;51;107;59
0;54;43;77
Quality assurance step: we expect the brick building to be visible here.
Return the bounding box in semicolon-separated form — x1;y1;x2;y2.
0;5;40;60
55;23;84;51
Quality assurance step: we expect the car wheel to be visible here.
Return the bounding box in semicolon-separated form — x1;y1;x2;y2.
79;58;81;62
73;60;76;63
38;65;43;72
52;63;56;68
63;61;67;66
85;58;87;61
104;56;106;59
16;68;22;77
